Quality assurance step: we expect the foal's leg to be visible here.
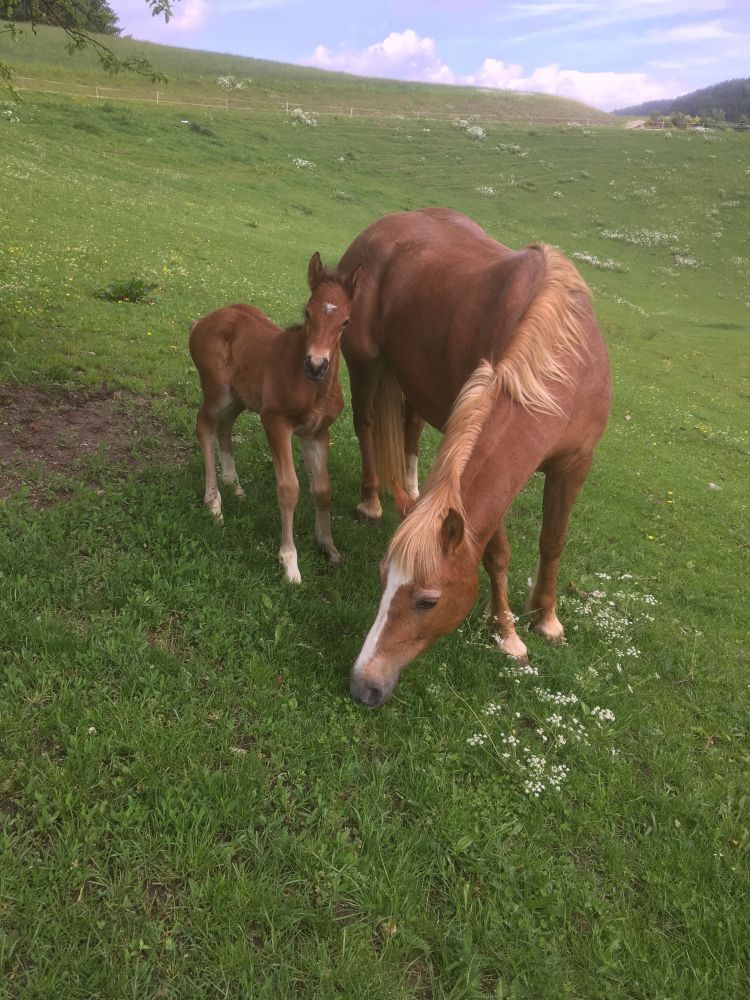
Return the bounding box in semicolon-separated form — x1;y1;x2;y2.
263;416;301;584
301;429;342;566
404;400;424;501
524;454;593;641
196;404;223;523
217;403;246;500
349;359;384;522
483;524;528;662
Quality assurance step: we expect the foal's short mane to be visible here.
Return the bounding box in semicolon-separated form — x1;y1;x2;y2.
388;245;592;580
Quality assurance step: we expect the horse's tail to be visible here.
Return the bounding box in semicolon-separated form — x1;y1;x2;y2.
371;366;406;495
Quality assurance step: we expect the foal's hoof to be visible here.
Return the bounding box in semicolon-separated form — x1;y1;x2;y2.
326;549;344;567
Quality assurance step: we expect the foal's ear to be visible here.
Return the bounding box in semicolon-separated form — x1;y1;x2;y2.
392;479;417;520
343;264;363;300
440;508;465;554
307;251;324;290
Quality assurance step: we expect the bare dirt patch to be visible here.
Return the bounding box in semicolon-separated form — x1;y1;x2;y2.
0;383;188;507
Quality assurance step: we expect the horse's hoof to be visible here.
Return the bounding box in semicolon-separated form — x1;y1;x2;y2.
354;506;381;525
530;621;566;645
494;634;529;663
327;550;344;567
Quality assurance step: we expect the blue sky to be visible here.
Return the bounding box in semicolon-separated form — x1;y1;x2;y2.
111;0;749;110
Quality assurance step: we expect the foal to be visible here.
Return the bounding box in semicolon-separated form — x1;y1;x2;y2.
189;252;360;583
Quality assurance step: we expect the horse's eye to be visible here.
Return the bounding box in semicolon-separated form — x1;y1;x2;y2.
342;317;350;327
414;593;439;611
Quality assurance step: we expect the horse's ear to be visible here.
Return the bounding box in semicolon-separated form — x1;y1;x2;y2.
440;508;465;554
343;264;363;300
307;251;324;290
392;479;417;520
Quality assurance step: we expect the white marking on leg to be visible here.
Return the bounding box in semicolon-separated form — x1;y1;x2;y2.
405;454;419;499
352;563;410;676
220;448;245;498
280;547;301;584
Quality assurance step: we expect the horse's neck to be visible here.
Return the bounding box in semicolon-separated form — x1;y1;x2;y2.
458;397;564;555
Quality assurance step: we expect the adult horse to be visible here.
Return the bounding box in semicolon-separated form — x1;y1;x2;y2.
337;208;611;707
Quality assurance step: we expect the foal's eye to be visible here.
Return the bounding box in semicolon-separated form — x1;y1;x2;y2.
342;318;350;327
414;593;439;611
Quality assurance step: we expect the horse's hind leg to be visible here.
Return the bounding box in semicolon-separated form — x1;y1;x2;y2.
217;399;246;500
348;359;384;522
483;524;528;663
525;454;593;641
301;429;342;567
196;404;223;523
404;400;424;500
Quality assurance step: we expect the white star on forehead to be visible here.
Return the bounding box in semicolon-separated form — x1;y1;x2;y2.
324;302;337;313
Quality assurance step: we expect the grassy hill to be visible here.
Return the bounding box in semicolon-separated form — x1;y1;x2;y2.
1;69;749;999
0;22;617;123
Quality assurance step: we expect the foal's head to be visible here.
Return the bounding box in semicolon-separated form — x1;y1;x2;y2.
302;252;360;382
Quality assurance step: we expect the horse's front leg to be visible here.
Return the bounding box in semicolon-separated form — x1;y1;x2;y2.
263;416;301;584
524;454;593;641
301;428;342;567
483;525;528;663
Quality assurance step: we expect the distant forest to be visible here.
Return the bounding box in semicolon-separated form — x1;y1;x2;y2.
615;78;750;122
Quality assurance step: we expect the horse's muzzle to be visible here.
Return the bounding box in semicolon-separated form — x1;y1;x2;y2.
349;670;394;708
304;355;329;381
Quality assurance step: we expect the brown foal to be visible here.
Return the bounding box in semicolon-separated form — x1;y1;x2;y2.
189;252;360;583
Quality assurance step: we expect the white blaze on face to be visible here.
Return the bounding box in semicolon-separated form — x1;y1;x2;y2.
324;302;338;314
352;562;411;675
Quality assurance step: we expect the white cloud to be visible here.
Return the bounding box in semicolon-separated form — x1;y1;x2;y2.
170;0;210;32
300;29;457;84
301;30;681;110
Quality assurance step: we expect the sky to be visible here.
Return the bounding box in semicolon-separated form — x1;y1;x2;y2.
110;0;750;111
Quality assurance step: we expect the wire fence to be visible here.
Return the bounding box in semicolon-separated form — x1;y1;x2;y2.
12;75;624;128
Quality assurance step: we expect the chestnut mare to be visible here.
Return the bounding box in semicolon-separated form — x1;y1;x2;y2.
337;209;611;706
189;252;360;584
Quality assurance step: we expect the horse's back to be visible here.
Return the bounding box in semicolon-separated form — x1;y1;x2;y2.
189;304;278;387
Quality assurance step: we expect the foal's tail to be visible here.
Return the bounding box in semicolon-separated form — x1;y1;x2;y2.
372;367;406;495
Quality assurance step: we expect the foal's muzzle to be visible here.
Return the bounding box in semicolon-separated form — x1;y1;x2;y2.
304;355;329;381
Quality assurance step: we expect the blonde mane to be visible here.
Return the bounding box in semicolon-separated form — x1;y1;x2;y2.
388;245;592;580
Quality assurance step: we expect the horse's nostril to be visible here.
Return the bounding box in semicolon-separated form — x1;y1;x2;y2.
365;684;383;707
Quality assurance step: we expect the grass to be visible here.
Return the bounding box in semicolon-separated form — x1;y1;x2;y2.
1;69;749;999
0;23;617;124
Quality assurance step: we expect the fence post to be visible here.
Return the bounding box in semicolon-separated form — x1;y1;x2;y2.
156;91;159;105
350;107;353;118
226;97;229;110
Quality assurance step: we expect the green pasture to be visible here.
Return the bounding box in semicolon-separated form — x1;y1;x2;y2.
1;67;749;999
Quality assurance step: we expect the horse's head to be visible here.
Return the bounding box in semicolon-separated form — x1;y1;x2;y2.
349;506;479;707
303;252;360;382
